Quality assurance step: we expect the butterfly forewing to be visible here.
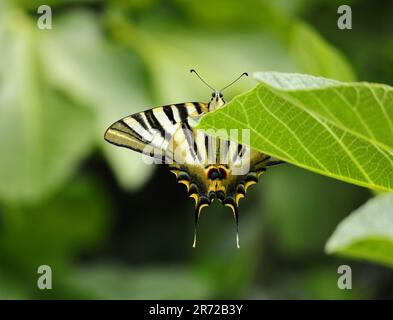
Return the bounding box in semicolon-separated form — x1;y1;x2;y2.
104;102;209;163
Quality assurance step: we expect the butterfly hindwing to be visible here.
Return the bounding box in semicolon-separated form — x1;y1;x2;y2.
168;128;275;247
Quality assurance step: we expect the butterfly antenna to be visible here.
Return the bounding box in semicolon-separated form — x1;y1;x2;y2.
190;69;216;91
192;197;210;248
220;72;248;92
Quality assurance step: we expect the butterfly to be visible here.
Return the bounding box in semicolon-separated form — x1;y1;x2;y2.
104;70;283;248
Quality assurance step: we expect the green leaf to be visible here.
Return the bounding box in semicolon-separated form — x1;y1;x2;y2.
198;72;393;191
254;72;393;152
0;10;95;203
326;193;393;268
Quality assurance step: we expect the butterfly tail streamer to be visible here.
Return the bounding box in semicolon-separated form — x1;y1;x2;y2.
192;196;210;248
223;197;240;248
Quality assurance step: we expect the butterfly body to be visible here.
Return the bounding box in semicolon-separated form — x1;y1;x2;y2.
105;72;282;247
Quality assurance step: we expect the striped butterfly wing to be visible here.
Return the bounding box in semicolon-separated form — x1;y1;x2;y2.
170;137;274;247
104;102;209;164
105;101;283;247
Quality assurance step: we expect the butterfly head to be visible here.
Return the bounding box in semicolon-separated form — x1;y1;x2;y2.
190;69;248;112
209;91;225;111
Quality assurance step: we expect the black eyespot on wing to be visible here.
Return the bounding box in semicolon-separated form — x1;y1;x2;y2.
199;195;211;206
245;172;258;184
236;184;246;196
218;167;227;179
188;183;199;197
177;172;190;182
208;168;220;180
216;190;225;201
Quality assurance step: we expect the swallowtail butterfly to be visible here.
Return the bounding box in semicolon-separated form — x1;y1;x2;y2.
104;70;283;248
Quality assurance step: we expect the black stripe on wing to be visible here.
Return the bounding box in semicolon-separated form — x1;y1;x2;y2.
175;104;190;121
131;113;149;131
145;109;167;139
163;105;176;125
105;120;149;145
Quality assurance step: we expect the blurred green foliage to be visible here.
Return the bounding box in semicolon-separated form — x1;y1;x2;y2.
326;193;393;268
0;0;392;299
